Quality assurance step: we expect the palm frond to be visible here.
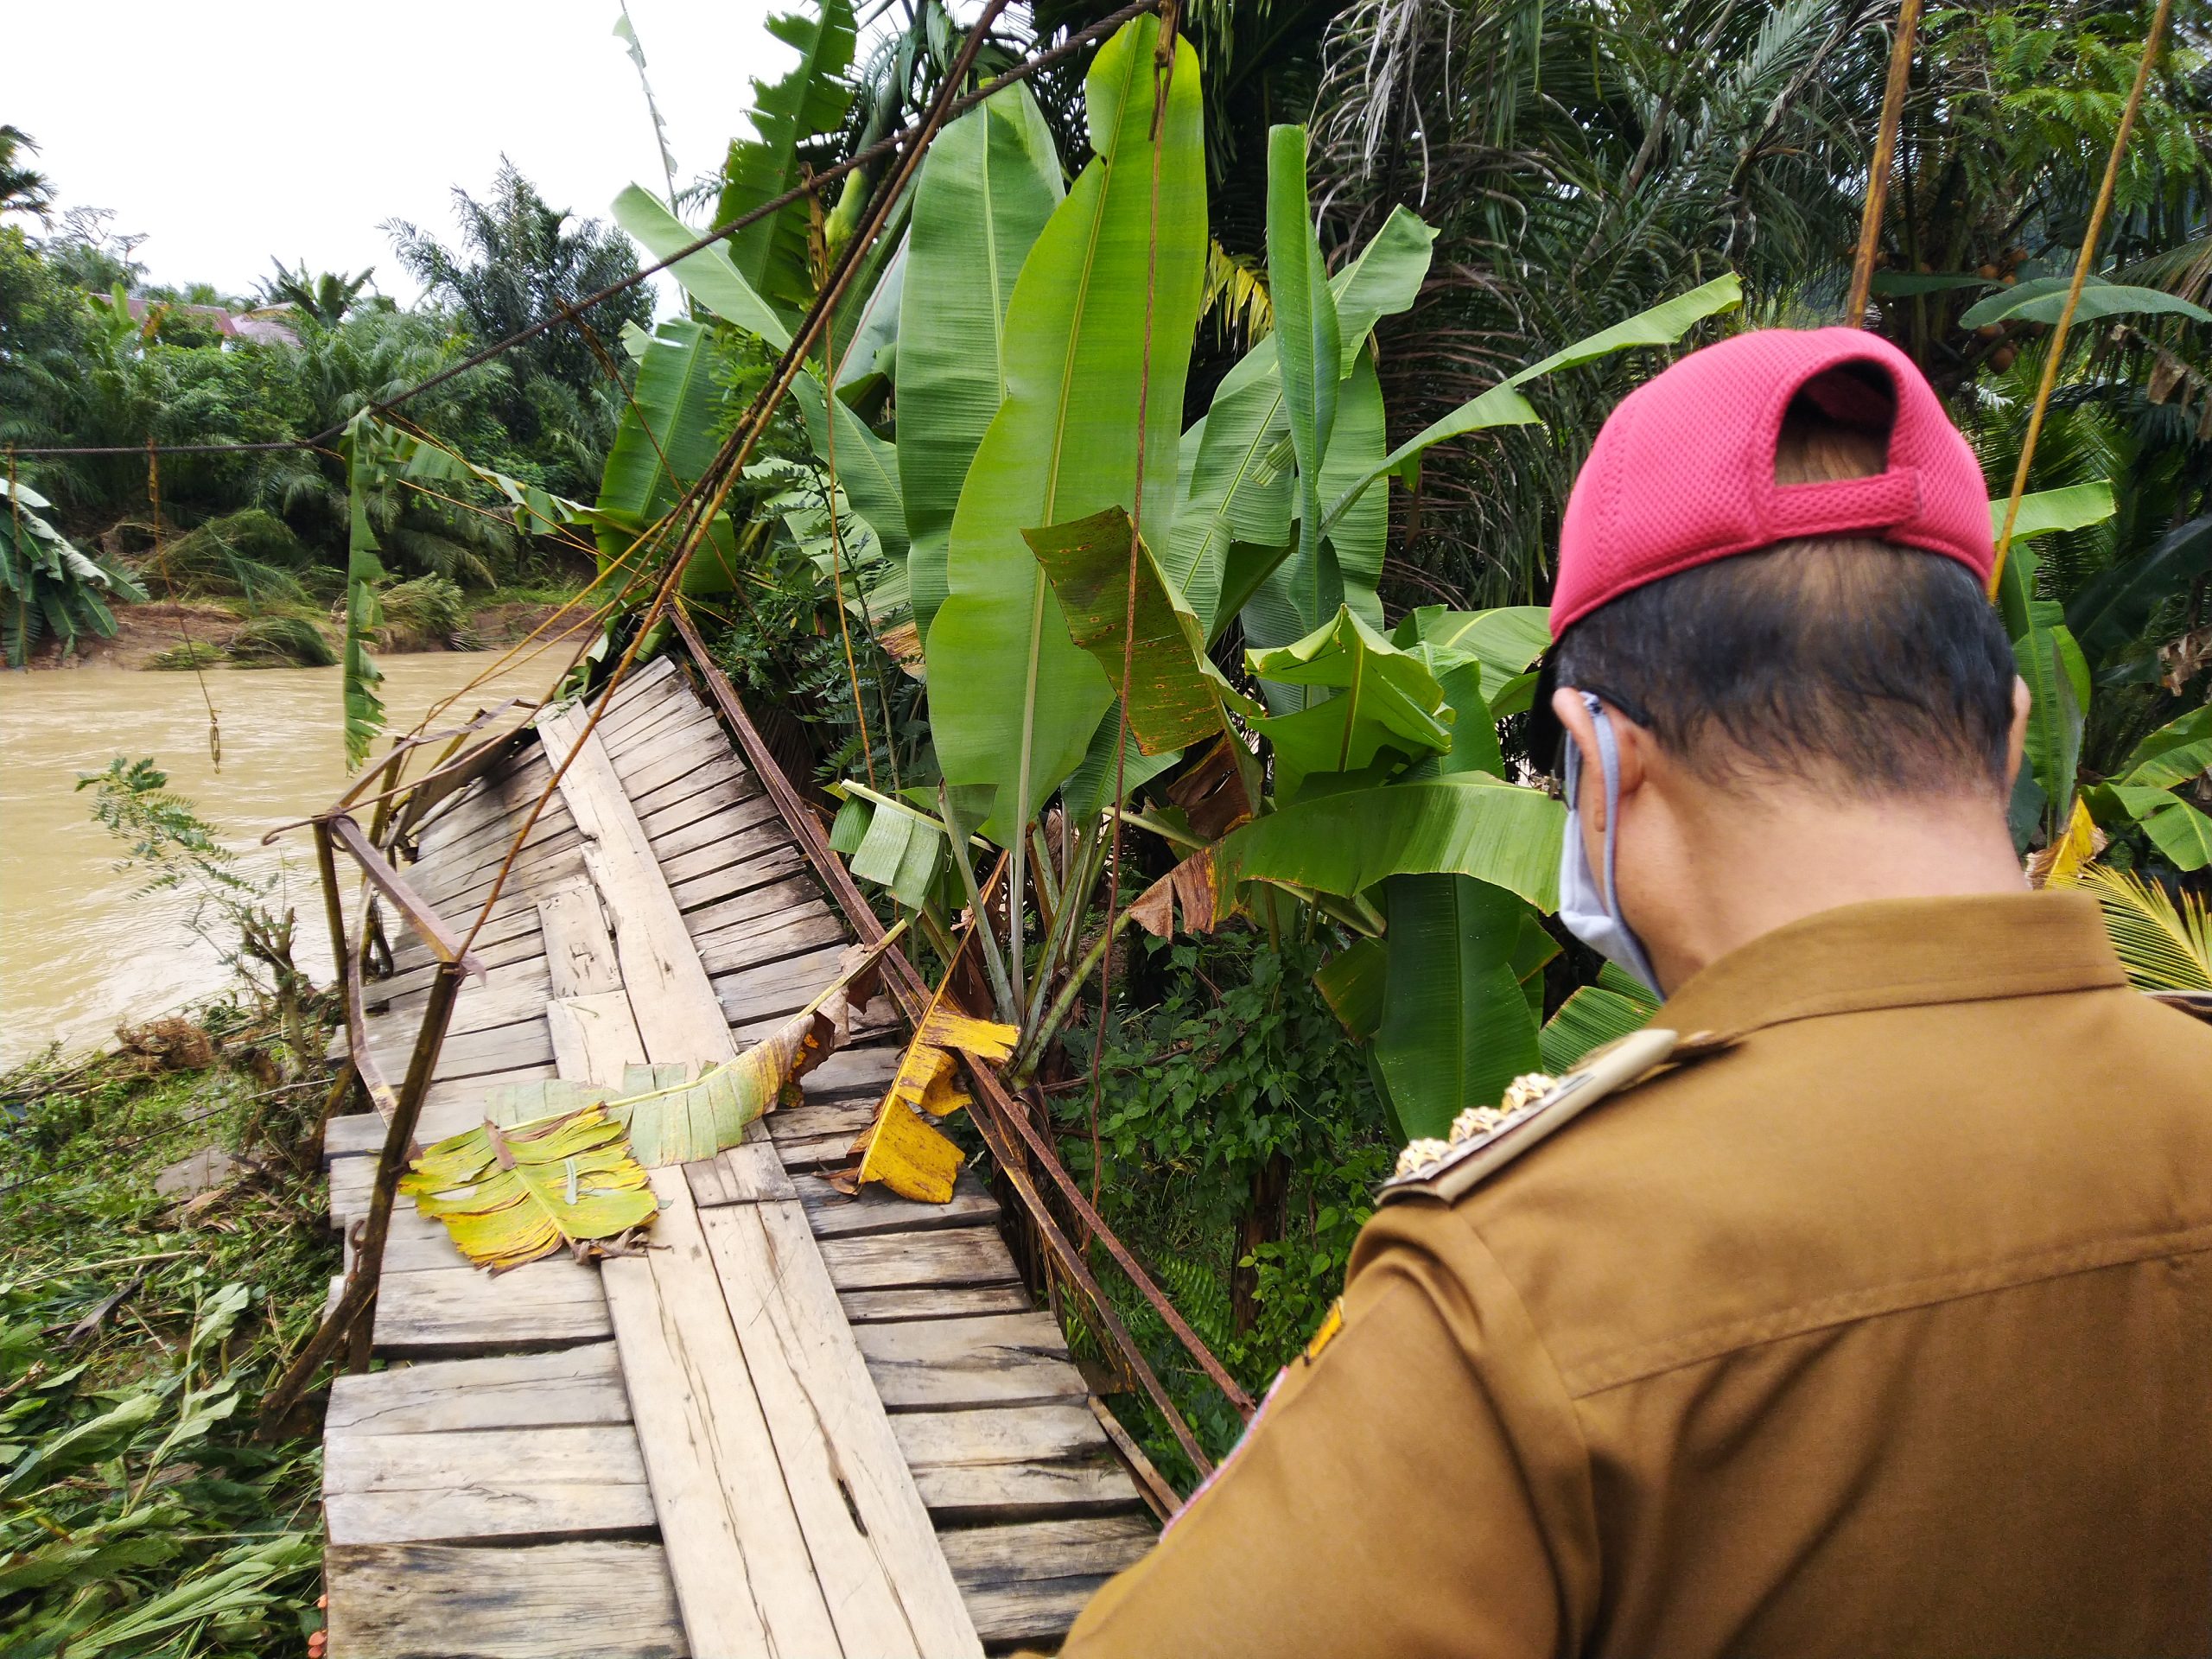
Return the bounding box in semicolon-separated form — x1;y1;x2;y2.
2071;861;2212;992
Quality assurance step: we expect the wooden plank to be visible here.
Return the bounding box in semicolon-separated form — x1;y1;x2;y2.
700;1200;984;1658
841;1284;1034;1324
617;731;748;804
664;838;809;909
893;1402;1116;1476
684;1142;798;1206
799;1171;1001;1240
713;942;850;1026
372;1261;613;1354
959;1578;1121;1649
766;1099;875;1146
327;1345;630;1434
637;770;764;844
639;791;785;868
545;991;649;1087
781;1041;901;1100
537;876;622;997
601;1169;840;1657
819;1227;1020;1293
361;1016;554;1084
323;1424;656;1545
692;905;845;974
631;753;751;823
324;1541;690;1659
537;703;738;1071
855;1314;1090;1413
939;1514;1155;1589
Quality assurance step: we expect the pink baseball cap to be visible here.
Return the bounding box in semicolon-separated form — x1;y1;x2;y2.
1548;327;1993;637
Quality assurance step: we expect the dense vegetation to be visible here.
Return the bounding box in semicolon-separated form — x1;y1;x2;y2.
5;0;2209;1502
0;767;340;1655
519;0;2210;1473
1;129;634;666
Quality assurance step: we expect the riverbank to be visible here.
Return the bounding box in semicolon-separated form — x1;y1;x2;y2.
17;586;594;673
0;997;339;1656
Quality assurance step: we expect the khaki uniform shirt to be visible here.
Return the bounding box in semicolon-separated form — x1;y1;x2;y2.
1060;893;2212;1658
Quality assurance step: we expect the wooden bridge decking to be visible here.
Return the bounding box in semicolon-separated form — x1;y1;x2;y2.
319;655;1157;1658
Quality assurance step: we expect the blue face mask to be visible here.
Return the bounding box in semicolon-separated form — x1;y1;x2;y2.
1559;693;1661;996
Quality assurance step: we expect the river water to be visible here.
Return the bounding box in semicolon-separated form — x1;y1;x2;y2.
0;654;550;1066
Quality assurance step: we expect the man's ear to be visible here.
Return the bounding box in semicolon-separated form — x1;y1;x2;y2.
2004;676;2031;793
1551;689;1651;836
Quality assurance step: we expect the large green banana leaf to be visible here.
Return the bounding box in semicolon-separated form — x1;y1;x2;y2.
1268;124;1338;607
1997;538;2090;833
593;320;741;595
1246;343;1391;711
2091;703;2212;873
1167;207;1434;630
612;184;792;349
926;16;1205;840
1319;272;1745;533
1999;481;2114;545
1211;772;1564;912
1247;607;1452;801
340;416;388;767
790;371;908;560
713;0;857;321
1539;963;1659;1072
899;85;1065;640
1377;873;1543;1140
837;238;905;387
1024;506;1251;754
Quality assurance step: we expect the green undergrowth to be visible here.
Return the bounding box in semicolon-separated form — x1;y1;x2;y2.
3;748;343;1657
0;1009;340;1656
1053;928;1395;1489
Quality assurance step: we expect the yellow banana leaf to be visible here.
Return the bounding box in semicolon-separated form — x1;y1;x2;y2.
400;1105;659;1272
912;1003;1017;1061
853;1095;965;1204
2030;797;2104;888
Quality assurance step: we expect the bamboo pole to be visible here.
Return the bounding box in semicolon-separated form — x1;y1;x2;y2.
1989;0;2175;594
1845;0;1924;327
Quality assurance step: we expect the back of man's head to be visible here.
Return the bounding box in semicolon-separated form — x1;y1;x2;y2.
1546;329;2014;802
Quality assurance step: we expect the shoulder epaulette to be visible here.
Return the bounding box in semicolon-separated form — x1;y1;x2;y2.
1379;1027;1727;1206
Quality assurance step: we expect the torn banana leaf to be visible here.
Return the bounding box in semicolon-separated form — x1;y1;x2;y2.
849;1094;966;1204
401;1105;659;1272
912;1002;1017;1061
477;1007;838;1169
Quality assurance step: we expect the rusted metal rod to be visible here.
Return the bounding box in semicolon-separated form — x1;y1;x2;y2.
314;822;399;1120
963;1083;1213;1480
672;612;1257;1422
325;813;487;980
257;960;464;1429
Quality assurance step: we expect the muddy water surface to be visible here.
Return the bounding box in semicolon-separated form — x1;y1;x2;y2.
1;654;548;1065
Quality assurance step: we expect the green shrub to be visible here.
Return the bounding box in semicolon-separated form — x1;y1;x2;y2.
149;639;224;671
226;613;334;668
160;509;314;609
1063;929;1395;1480
378;574;467;651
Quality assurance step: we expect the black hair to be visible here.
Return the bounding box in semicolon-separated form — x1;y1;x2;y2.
1550;382;2018;798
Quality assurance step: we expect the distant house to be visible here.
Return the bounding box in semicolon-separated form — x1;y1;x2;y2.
119;295;302;347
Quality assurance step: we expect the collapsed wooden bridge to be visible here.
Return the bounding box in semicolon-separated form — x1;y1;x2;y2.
315;649;1166;1657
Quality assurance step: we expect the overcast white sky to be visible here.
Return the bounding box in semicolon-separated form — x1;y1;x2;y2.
4;1;793;308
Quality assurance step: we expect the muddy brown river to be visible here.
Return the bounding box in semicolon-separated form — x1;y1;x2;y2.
0;653;550;1066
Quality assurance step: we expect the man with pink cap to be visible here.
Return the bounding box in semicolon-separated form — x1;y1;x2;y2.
1056;329;2212;1658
